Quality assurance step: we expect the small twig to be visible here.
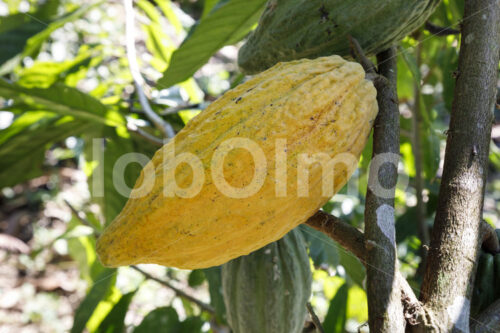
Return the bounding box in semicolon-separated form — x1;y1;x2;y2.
131;265;215;315
64;199;101;236
160;103;202;115
347;35;377;74
127;122;164;146
123;0;175;138
425;21;460;36
306;302;325;333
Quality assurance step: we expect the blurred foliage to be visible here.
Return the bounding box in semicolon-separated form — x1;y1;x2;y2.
0;0;498;332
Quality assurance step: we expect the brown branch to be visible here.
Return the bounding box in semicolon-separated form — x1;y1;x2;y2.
470;299;500;333
419;0;500;331
305;211;424;328
306;302;325;333
361;47;405;332
305;211;366;261
131;266;215;315
425;21;460;36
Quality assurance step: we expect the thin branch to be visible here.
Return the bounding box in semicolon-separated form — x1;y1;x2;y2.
419;0;500;330
64;199;101;236
362;46;405;331
306;302;325;333
306;211;365;261
425;21;460;36
347;35;377;74
131;265;215;315
127;122;164;146
305;211;425;327
123;0;175;138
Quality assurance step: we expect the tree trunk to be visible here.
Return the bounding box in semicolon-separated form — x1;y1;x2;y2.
419;0;500;331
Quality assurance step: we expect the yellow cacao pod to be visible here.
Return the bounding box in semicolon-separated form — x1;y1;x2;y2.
96;56;378;269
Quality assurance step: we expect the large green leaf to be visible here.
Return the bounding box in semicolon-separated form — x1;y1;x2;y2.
203;266;227;324
71;268;117;333
0;79;125;127
85;130;150;225
0;2;98;72
157;0;267;88
299;224;339;268
323;283;348;333
133;307;180;333
0;113;91;187
96;290;137;333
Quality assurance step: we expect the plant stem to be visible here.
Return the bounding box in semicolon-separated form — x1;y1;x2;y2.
131;266;215;315
123;0;175;138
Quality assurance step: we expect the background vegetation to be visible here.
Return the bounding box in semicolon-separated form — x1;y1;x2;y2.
0;0;498;332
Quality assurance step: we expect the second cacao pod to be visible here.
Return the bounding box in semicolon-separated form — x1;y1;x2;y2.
238;0;441;74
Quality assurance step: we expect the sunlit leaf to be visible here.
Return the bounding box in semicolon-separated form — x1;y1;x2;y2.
158;0;267;88
96;290;137;333
71;268;117;333
323;283;348;333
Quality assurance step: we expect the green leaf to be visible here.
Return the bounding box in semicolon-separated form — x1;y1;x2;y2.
338;248;365;287
188;269;206;287
157;0;266;88
85;129;148;225
323;283;348;333
96;290;137;333
299;224;339;268
0;80;125;127
71;268;117;333
178;316;204;333
203;266;227;324
133;307;180;333
17;46;96;88
0;14;46;68
0;2;98;72
0;113;91;187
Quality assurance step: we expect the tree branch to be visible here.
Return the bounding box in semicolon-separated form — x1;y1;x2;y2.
123;0;175;139
306;302;325;333
131;266;215;315
361;47;405;332
305;211;425;328
419;0;500;331
424;21;460;36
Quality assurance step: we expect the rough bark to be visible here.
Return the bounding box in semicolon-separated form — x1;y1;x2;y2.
419;0;500;331
364;47;405;332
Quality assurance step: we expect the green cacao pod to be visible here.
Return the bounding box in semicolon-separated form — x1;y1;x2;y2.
222;228;312;333
494;253;500;299
471;253;495;317
97;56;377;269
239;0;441;74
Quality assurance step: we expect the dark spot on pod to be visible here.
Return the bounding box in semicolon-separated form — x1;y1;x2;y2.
235;97;242;103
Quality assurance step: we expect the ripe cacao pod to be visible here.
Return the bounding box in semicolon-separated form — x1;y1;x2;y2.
97;56;378;269
222;228;312;333
238;0;441;74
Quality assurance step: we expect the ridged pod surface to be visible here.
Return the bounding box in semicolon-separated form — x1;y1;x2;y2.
222;228;311;333
239;0;441;74
97;56;378;269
